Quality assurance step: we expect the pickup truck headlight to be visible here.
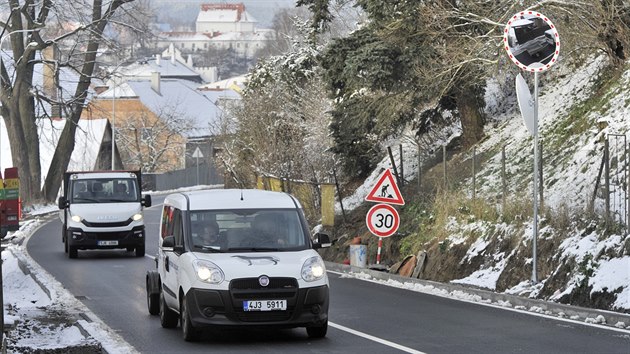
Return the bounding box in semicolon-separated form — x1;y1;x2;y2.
132;213;143;221
301;256;326;282
193;259;224;284
71;215;82;223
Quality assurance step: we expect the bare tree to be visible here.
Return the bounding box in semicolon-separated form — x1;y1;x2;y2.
113;104;193;173
0;0;146;204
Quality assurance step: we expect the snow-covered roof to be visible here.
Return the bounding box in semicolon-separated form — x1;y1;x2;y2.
118;79;238;138
158;32;214;42
97;82;138;99
120;57;200;80
199;74;249;92
197;3;257;24
210;29;273;42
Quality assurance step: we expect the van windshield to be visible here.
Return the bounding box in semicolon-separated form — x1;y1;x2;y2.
70;178;140;203
188;209;309;252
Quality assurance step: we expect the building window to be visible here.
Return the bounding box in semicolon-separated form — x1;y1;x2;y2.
204;43;208;49
192;43;195;50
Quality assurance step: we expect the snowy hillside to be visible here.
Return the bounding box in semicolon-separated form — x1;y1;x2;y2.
333;54;630;313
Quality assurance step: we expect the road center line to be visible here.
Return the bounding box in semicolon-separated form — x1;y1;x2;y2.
329;321;426;354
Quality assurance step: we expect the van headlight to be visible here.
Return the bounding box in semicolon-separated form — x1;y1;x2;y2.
193;259;224;284
71;215;82;223
132;213;143;221
301;256;326;282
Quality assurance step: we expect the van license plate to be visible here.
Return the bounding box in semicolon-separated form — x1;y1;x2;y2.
243;300;287;311
98;240;118;246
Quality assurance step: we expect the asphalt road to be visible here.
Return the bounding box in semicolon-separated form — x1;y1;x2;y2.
28;195;630;353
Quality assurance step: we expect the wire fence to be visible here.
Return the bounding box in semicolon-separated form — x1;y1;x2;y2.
389;134;629;232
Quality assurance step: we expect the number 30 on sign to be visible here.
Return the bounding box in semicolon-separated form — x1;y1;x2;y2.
366;203;400;238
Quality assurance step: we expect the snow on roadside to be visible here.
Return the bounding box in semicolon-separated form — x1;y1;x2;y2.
2;215;139;353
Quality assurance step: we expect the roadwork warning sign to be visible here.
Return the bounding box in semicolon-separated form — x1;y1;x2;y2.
365;169;404;205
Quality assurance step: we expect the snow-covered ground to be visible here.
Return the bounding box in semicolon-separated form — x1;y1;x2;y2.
2;210;138;353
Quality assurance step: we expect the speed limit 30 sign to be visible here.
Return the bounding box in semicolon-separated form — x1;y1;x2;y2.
366;203;400;238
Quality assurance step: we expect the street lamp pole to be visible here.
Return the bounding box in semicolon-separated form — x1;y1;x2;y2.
111;59;117;170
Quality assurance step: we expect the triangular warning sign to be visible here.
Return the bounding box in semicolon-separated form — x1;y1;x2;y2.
365;169;405;205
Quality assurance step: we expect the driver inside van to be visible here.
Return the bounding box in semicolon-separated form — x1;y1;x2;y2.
199;221;220;247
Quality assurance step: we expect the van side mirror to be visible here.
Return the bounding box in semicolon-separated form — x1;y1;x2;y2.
58;196;68;209
142;194;152;207
162;236;175;248
312;232;331;249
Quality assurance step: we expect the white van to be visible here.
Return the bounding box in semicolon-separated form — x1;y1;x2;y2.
145;189;331;341
58;171;152;258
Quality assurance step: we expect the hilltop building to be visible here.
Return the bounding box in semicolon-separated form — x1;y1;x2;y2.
156;2;274;59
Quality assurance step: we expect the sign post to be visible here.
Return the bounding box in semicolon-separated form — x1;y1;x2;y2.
192;147;204;185
504;10;560;283
364;169;405;265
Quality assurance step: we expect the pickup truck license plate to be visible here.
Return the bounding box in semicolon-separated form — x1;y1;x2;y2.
243;300;287;311
97;240;119;246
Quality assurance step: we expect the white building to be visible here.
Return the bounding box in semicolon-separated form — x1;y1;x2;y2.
157;2;274;59
196;3;256;33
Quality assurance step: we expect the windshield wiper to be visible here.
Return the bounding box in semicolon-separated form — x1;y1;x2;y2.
194;245;224;253
73;197;99;203
227;247;279;252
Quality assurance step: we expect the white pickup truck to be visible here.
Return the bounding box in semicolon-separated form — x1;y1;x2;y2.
145;189;331;341
58;170;152;258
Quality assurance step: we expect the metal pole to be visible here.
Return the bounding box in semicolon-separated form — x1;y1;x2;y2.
502;145;506;212
376;237;383;265
472;146;476;200
532;71;539;284
443;145;447;189
196;155;199;185
111;63;117;170
399;144;404;187
417;145;422;193
604;137;610;222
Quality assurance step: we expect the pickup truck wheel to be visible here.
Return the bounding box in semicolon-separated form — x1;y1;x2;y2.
181;296;199;341
306;320;328;338
135;246;145;257
159;292;178;328
68;246;78;259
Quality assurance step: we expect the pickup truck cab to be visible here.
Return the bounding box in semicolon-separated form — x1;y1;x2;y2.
145;189;331;341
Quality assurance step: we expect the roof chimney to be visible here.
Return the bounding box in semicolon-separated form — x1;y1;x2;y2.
151;71;161;95
186;54;193;68
156;54;161;66
171;54;176;65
